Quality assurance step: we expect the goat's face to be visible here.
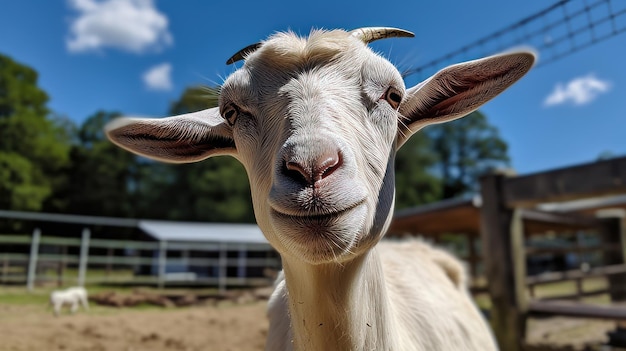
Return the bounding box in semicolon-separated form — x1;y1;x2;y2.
218;31;402;263
106;28;535;265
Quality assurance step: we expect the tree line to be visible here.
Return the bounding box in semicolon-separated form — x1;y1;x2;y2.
0;53;510;223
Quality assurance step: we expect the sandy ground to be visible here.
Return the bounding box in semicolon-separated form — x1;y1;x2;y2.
0;301;269;351
0;298;623;351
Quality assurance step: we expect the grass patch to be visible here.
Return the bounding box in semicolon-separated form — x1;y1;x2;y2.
0;290;50;305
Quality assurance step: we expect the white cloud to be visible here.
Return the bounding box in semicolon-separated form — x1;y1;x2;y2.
143;63;172;91
66;0;172;53
544;74;611;107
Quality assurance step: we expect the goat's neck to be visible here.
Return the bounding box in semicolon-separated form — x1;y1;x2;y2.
282;248;398;351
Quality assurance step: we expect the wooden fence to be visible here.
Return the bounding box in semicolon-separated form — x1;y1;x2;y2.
0;230;281;293
480;156;626;351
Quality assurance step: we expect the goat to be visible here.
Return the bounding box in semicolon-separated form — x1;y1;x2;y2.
50;286;89;316
105;27;534;350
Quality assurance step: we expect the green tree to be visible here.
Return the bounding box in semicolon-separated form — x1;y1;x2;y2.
394;132;441;210
136;86;255;222
0;54;71;211
169;85;219;114
425;110;510;199
50;111;139;217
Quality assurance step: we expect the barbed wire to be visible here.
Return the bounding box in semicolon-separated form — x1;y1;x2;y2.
403;0;626;79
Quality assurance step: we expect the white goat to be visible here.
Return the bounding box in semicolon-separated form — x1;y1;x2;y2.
50;286;89;316
105;27;534;350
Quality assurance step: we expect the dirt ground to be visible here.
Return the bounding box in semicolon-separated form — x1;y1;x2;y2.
526;316;619;350
0;297;623;351
0;301;269;351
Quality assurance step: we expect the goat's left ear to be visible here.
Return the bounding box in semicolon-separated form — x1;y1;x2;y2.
397;51;535;147
105;107;236;163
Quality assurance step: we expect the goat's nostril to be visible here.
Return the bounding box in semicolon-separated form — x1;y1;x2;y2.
285;160;311;184
315;154;340;182
283;150;342;185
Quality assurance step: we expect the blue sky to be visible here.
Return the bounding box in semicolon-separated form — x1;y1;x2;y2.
1;0;624;175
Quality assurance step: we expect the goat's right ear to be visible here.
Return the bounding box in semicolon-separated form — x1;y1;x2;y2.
105;107;236;163
397;50;535;148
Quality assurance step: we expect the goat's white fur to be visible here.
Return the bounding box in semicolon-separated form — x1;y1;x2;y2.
105;28;535;350
50;286;89;316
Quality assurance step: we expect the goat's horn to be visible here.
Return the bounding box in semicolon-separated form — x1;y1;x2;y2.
225;27;413;64
349;27;414;43
226;42;263;65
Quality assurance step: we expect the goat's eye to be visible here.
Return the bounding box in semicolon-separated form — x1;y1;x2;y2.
222;104;239;126
382;87;402;110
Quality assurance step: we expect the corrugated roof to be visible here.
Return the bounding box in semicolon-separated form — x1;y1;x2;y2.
0;209;139;227
0;210;269;245
138;220;269;244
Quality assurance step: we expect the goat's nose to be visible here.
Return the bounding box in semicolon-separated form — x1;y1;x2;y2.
284;148;342;185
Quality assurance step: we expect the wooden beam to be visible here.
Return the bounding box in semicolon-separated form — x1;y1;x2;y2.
521;209;601;229
525;244;621;256
480;173;525;351
528;300;626;320
503;156;626;207
525;264;626;285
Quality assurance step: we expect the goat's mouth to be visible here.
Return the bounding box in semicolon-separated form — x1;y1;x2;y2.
269;199;366;222
269;201;368;264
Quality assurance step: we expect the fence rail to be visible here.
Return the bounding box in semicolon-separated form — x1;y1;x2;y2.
0;230;280;292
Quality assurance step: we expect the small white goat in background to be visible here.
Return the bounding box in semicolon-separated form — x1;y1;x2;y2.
106;27;534;350
50;286;89;316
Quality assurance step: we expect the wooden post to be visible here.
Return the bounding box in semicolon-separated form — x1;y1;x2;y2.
574;232;583;300
467;232;479;279
597;209;626;267
106;247;113;278
218;243;227;294
237;243;246;284
480;173;526;351
620;216;626;274
2;254;9;284
26;228;41;291
596;212;626;301
182;249;189;270
56;245;68;287
158;240;167;289
510;209;528;314
77;228;90;287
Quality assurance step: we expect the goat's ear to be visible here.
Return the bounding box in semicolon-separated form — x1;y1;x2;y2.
105;107;236;163
397;51;535;147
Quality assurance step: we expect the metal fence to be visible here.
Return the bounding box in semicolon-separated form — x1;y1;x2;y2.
403;0;626;80
0;229;281;292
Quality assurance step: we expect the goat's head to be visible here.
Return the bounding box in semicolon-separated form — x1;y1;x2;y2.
106;27;535;265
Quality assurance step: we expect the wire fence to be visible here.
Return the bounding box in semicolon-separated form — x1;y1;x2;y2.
0;230;280;292
403;0;626;80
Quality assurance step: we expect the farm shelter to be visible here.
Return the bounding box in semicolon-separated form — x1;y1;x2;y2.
0;210;280;291
388;155;626;350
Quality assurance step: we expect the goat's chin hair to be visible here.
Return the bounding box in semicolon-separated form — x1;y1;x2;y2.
270;204;369;264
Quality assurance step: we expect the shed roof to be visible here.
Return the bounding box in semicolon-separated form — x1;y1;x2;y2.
388;196;482;236
0;210;269;245
138;220;268;244
388;193;626;237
